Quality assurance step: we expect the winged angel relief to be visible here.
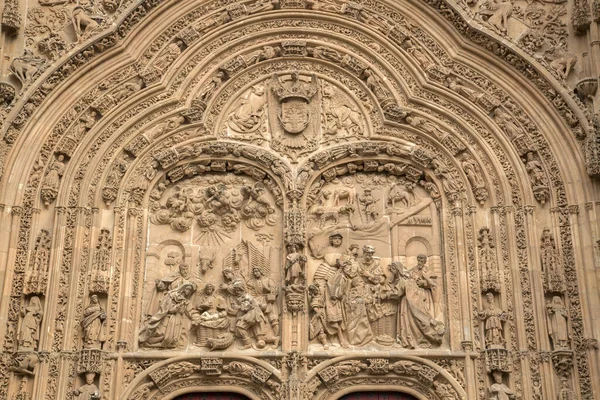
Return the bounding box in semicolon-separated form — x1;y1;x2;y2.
150;175;277;245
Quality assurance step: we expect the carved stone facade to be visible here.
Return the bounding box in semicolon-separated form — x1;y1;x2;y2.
0;0;599;400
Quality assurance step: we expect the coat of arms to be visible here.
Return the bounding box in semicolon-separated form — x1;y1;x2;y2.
268;71;321;160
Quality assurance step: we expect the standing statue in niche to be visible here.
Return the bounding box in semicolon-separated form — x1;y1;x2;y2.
41;154;66;206
524;152;546;187
285;244;307;287
245;267;280;346
139;282;197;348
81;294;107;350
546;296;570;349
487;371;515;400
73;372;100;400
18;296;43;350
397;254;445;348
479;292;507;348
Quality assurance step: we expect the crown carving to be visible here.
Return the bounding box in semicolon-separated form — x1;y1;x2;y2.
271;72;318;102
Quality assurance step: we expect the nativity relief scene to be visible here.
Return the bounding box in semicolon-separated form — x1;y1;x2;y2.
0;0;599;399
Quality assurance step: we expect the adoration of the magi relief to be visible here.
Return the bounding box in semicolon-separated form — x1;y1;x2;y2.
0;0;599;399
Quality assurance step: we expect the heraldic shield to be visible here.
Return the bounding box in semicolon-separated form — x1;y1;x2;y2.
268;71;321;160
280;99;309;134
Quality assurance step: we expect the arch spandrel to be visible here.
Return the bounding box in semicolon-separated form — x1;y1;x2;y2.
0;1;598;400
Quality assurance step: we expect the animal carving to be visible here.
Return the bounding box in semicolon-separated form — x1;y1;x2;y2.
312;203;355;228
387;183;416;208
197;252;216;275
333;189;354;206
478;0;513;34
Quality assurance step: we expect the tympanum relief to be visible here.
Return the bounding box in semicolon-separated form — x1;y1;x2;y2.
306;169;447;350
220;72;366;161
141;171;282;351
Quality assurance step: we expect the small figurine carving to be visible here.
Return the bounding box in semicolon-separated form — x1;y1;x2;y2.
322;85;364;138
81;294;107;349
358;245;386;336
549;51;577;80
363;68;392;103
41;154;66;206
460;153;488;204
387;182;416;209
479;293;507;348
73;372;100;400
329;254;373;346
154;40;184;72
155;263;192;293
198;71;225;103
357;189;379;222
546;296;570;349
487;371;515;400
492;107;524;140
478;227;500;293
18;296;43;350
72;6;101;40
110;79;142;102
540;228;565;292
524;151;546;187
403;39;434;71
446;76;483;103
285;244;307;287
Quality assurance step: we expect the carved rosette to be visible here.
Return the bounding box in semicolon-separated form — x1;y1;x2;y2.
0;82;17;106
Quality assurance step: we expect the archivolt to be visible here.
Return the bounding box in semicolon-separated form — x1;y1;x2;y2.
121;355;282;400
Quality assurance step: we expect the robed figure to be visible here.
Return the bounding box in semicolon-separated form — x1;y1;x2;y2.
81;295;107;349
546;296;569;349
139;282;196;348
397;254;445;348
19;296;43;350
